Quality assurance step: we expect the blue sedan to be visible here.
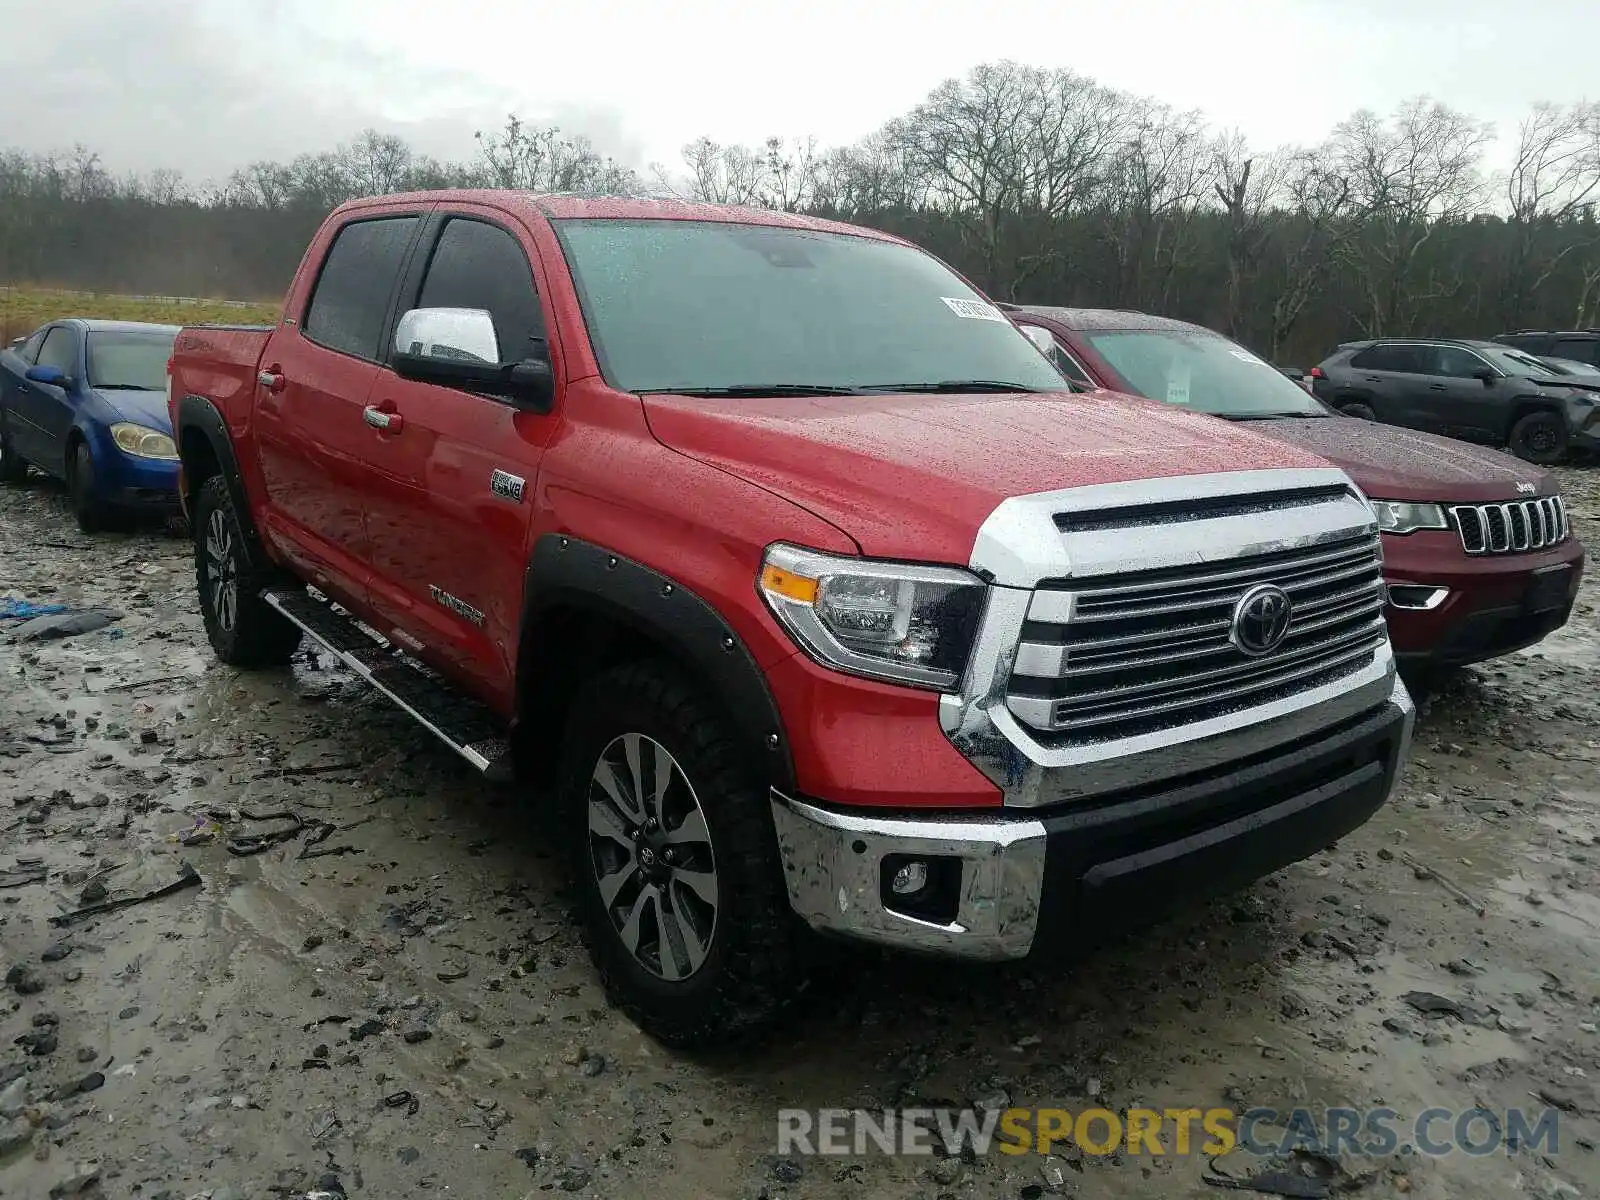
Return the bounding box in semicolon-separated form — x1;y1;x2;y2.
0;319;182;531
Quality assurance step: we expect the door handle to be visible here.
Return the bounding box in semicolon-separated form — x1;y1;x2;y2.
257;369;285;393
1428;383;1447;391
1363;376;1383;383
363;405;403;433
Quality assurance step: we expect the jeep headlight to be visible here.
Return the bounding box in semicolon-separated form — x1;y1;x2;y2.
758;543;986;689
1370;500;1447;535
110;423;178;460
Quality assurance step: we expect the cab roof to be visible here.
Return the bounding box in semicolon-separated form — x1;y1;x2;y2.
337;189;903;243
1001;305;1206;334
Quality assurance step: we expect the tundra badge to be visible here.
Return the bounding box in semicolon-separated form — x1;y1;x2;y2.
490;469;526;503
429;586;487;628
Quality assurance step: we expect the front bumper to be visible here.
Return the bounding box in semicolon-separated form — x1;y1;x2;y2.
771;678;1414;959
91;430;181;509
1381;528;1585;667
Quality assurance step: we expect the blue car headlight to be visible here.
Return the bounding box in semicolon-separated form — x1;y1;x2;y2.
109;423;179;460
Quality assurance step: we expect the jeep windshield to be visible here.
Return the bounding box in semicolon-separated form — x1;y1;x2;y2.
1081;327;1331;418
552;219;1067;396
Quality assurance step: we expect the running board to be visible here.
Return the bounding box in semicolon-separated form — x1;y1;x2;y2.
262;587;514;782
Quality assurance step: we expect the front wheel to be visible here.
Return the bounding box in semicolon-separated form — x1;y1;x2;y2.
1508;410;1568;465
193;475;301;667
68;441;113;532
559;661;809;1048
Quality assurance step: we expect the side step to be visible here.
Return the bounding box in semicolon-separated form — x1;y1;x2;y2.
262;587;514;782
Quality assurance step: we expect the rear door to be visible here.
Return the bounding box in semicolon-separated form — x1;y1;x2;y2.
254;208;427;609
1345;342;1430;424
354;207;560;707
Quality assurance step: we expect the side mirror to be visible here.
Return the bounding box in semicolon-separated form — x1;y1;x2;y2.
25;364;69;388
391;307;553;411
7;336;23;349
1472;366;1497;385
1020;325;1055;356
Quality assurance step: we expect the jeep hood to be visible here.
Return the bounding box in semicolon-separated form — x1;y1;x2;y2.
641;389;1334;564
1250;417;1556;503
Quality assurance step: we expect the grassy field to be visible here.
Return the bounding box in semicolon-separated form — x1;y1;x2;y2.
1;285;280;344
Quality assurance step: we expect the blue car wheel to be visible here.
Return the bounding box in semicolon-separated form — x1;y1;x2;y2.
69;441;113;533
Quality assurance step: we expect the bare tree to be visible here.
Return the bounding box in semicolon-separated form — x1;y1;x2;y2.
1100;102;1213;309
760;136;819;212
663;136;767;205
1211;134;1293;337
1502;102;1600;324
475;116;638;195
1330;98;1492;335
1265;152;1355;356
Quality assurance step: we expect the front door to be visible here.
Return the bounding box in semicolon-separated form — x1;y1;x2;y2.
14;324;82;471
1424;345;1505;442
356;210;560;708
254;212;425;608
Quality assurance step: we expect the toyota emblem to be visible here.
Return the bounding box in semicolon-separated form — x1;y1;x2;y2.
1230;583;1293;656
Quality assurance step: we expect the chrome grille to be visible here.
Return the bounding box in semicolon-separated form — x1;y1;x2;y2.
1451;497;1567;555
1006;533;1386;737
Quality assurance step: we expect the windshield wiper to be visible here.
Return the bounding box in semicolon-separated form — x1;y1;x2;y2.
95;383;157;390
859;380;1049;394
1215;410;1328;421
638;384;866;397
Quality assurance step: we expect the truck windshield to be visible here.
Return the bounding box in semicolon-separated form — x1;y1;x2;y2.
553;219;1067;395
87;329;177;391
1081;328;1330;418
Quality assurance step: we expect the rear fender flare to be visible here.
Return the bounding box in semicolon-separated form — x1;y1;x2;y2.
174;393;256;536
517;534;796;793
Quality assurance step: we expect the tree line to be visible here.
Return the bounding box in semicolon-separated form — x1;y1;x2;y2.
2;61;1598;364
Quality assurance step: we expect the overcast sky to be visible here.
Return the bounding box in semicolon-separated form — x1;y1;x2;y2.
12;0;1597;183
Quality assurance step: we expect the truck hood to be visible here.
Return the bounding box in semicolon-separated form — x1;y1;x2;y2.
95;387;172;432
641;389;1333;563
1246;416;1556;503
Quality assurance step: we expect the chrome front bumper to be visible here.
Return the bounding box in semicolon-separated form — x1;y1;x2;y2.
772;677;1415;960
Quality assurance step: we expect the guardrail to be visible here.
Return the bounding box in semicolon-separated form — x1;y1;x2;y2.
0;285;261;309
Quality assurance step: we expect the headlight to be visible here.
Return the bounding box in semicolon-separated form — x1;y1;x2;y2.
109;423;178;460
758;543;986;689
1370;500;1447;535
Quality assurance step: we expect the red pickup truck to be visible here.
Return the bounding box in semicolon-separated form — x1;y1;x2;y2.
1007;307;1586;689
168;192;1414;1045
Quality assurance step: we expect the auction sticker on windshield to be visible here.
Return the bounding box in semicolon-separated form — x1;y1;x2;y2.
941;297;1008;322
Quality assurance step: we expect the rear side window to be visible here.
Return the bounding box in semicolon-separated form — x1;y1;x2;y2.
303;216;420;360
16;328;48;364
1046;339;1091;385
1553;337;1600;365
415;218;545;364
1351;344;1428;373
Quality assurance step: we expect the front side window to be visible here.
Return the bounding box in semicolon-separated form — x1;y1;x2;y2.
1478;345;1558;379
87;330;178;391
553;219;1066;395
1433;346;1488;378
304;216;420;360
415;218;545;364
35;327;79;376
1080;328;1326;417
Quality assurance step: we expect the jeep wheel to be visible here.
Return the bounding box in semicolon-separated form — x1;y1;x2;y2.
1508;411;1568;465
194;475;301;667
560;661;807;1048
0;425;28;484
1338;401;1377;421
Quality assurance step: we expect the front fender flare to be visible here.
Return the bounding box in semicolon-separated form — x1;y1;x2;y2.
173;393;252;526
518;534;796;792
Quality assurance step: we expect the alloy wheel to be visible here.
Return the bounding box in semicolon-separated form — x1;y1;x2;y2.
204;508;239;633
586;732;719;981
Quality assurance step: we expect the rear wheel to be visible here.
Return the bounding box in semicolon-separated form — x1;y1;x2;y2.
0;424;28;483
559;661;808;1048
1338;401;1377;421
193;475;301;667
1508;410;1568;464
68;441;113;533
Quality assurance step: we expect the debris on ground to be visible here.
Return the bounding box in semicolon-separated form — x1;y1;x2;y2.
6;608;121;642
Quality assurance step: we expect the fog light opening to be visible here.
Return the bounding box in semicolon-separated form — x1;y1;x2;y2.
881;854;962;925
1387;584;1449;611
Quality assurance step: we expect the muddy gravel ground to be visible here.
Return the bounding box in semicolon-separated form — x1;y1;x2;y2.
2;471;1599;1200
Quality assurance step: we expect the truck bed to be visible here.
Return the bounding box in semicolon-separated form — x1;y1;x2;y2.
169;324;274;417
